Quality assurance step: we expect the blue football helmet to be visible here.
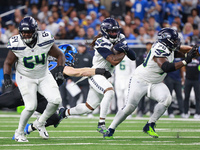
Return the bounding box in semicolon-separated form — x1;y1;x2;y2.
157;28;181;51
18;16;38;44
58;44;78;66
100;17;121;43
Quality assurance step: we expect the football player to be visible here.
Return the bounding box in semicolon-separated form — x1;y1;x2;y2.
58;17;136;134
103;28;198;139
4;16;66;142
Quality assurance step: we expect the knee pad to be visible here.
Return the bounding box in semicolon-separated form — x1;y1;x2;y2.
161;95;172;107
25;105;37;112
122;104;137;115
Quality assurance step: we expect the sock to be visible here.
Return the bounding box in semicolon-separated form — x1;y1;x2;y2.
149;103;167;123
98;121;105;126
109;109;128;129
18;109;34;133
39;103;59;124
100;90;114;119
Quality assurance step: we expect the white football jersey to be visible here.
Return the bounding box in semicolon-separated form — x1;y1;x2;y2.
7;31;54;79
92;33;127;73
134;41;174;83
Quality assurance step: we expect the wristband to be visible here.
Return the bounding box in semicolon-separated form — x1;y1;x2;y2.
4;74;11;80
95;68;105;75
57;66;64;73
182;60;187;66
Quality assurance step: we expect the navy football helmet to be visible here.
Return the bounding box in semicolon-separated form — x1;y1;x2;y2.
19;16;38;44
58;44;78;66
100;17;121;43
157;28;181;51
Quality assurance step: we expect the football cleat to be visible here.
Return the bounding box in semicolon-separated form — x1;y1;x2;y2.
24;123;31;135
143;122;159;138
97;124;108;134
103;128;115;139
55;107;67;128
33;119;49;139
14;129;28;142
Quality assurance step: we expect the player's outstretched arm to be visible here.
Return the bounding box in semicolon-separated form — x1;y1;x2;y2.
63;66;111;78
63;66;96;77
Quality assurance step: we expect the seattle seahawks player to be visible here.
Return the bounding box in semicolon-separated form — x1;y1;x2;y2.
58;17;136;134
1;43;111;139
103;28;198;139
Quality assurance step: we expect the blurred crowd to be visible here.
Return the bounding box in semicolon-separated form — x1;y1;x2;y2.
1;0;200;45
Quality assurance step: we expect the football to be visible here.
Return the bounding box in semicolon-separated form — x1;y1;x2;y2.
111;42;124;54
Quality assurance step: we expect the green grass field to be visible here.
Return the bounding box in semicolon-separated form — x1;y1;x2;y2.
0;111;200;150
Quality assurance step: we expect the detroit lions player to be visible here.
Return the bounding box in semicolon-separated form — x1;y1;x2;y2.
1;43;111;138
3;16;66;142
104;28;198;139
58;17;136;134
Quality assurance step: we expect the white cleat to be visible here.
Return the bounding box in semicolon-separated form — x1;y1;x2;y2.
14;129;28;142
33;119;49;139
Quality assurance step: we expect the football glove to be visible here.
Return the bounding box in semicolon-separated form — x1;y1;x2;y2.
184;45;198;64
54;66;65;86
4;74;13;92
113;42;129;53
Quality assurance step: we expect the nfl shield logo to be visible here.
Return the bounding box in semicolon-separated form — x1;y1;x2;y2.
31;49;34;52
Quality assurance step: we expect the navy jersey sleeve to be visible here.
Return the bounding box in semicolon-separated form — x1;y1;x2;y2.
96;47;114;59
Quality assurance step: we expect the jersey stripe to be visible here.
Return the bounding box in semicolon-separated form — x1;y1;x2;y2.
38;40;54;47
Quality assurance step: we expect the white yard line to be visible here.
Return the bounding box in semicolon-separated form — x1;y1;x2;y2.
1;142;200;147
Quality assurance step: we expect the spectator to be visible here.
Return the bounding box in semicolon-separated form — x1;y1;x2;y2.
85;27;95;40
173;15;184;31
52;11;62;24
137;26;149;44
55;22;66;39
5;20;17;39
84;0;100;15
184;58;200;119
123;26;136;45
83;15;95;32
181;0;198;23
166;0;182;25
146;0;162;24
182;22;193;45
0;29;8;45
37;5;52;24
61;0;75;17
29;5;39;20
124;15;132;26
66;22;77;39
149;16;161;31
131;0;148;21
188;25;199;46
46;16;59;36
191;8;200;30
74;27;86;40
13;9;24;27
146;27;157;43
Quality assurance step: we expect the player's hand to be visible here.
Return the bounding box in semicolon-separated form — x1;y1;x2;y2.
95;68;112;79
4;74;13;92
185;45;198;64
113;42;129;54
54;66;65;86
